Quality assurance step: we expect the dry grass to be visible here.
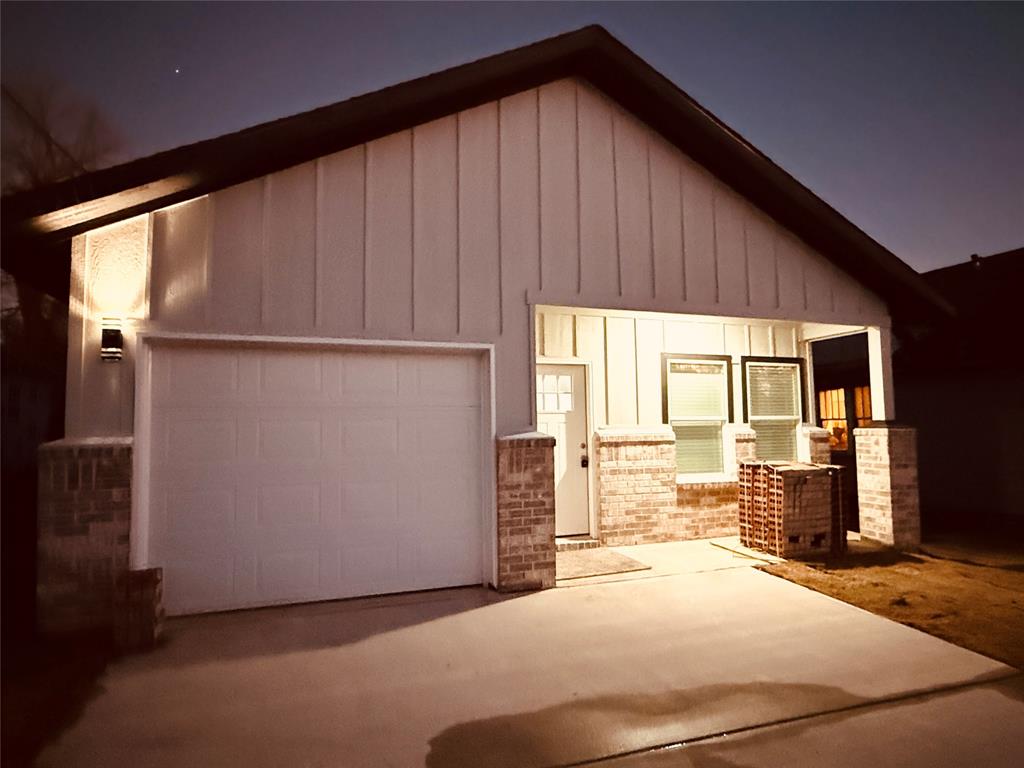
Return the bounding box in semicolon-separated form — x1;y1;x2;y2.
761;535;1024;669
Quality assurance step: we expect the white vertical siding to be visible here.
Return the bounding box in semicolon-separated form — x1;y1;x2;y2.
577;85;619;299
317;147;366;332
538;81;579;297
412;116;459;338
537;307;817;430
458;103;502;338
265;163;317;330
209;179;262;329
150;197;209;327
93;75;888;437
365;132;413;336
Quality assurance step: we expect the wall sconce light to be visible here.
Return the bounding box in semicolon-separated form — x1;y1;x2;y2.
100;318;124;361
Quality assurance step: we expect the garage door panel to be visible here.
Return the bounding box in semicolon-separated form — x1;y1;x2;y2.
162;488;236;532
256;550;323;600
257;483;322;527
417;476;479;527
166;418;238;463
259;352;325;400
164;558;235;613
415;535;481;580
148;345;486;615
158;349;241;404
258;418;323;460
341;355;399;404
412;355;479;406
339;481;398;526
340;416;399;458
340;541;399;585
415;410;480;459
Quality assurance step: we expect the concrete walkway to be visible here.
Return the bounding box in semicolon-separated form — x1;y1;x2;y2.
36;545;1020;767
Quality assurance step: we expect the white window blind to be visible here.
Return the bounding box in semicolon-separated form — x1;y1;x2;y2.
746;362;801;461
666;360;727;474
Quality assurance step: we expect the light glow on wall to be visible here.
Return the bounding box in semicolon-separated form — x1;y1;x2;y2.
85;214;149;322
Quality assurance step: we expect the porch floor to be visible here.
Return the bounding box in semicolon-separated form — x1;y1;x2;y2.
556;537;782;587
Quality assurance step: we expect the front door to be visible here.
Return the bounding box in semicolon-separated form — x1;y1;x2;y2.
536;364;590;536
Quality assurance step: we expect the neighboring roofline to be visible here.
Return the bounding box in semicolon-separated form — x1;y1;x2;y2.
1;25;953;323
922;246;1024;278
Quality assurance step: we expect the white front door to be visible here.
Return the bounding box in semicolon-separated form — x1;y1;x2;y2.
536;364;590;536
146;344;485;615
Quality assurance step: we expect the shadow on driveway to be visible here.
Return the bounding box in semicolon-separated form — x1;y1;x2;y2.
426;681;869;768
118;584;511;671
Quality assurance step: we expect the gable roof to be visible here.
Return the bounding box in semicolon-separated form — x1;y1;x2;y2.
1;25;952;324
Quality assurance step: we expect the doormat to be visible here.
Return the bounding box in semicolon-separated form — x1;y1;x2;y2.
556;548;651;580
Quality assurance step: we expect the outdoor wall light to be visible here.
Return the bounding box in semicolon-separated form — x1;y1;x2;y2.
100;318;124;361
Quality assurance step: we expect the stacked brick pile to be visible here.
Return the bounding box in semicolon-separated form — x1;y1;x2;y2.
739;461;844;558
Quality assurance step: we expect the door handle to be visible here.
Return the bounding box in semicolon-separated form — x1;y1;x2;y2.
580;455;589;468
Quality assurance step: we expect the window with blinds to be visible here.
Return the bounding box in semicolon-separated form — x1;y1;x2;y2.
745;360;803;461
663;358;730;474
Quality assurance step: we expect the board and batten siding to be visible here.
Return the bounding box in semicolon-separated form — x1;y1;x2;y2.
71;77;888;438
536;307;802;427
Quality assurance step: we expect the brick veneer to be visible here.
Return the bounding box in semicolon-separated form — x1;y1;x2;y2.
732;425;757;464
37;437;163;649
595;427;678;546
802;425;832;464
495;433;556;592
113;567;165;651
675;482;739;539
854;425;921;549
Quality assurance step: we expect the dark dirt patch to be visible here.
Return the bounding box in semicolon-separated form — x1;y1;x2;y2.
761;536;1024;669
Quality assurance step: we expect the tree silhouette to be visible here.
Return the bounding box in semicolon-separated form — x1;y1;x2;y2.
1;74;122;670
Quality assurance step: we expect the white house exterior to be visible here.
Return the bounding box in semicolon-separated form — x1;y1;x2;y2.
5;28;946;641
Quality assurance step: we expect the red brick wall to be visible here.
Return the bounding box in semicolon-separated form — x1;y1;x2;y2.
675;482;739;539
495;434;555;591
37;438;163;649
854;425;921;549
595;429;677;546
596;429;745;545
37;438;133;634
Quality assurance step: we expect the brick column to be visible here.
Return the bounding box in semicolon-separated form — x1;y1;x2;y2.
595;427;677;546
801;425;832;464
495;433;555;592
731;425;757;465
38;438;133;634
854;425;921;549
37;437;163;649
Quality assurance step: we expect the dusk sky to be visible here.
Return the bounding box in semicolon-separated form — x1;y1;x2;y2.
2;1;1022;272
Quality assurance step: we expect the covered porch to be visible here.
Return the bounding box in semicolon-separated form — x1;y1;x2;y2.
532;304;915;553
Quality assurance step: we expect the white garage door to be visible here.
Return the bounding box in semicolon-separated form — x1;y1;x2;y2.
146;344;485;615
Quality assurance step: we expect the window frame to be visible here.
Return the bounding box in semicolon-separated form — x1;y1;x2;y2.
741;356;807;461
660;353;733;476
740;356;807;424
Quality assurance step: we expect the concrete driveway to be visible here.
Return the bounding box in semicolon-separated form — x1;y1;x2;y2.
37;541;1022;767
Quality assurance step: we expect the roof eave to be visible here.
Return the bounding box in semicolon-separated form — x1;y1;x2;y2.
1;24;952;323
